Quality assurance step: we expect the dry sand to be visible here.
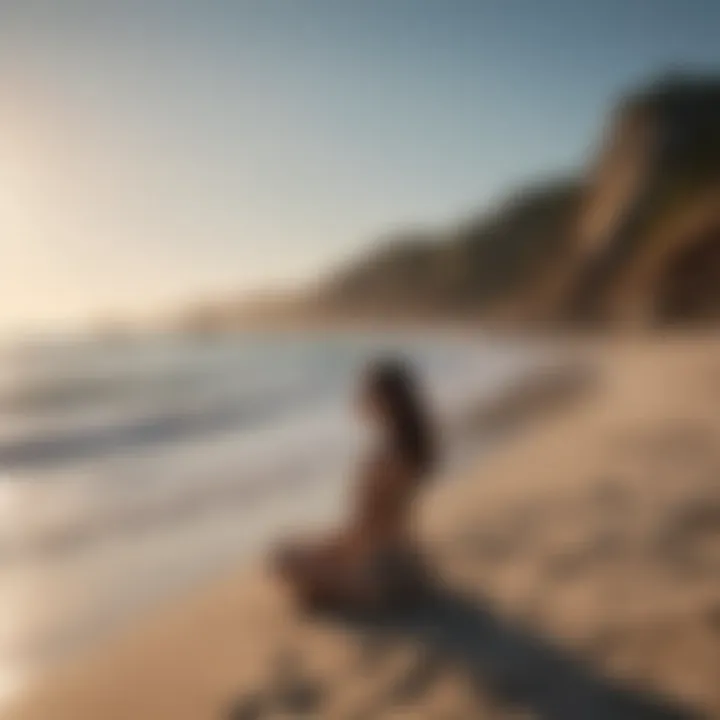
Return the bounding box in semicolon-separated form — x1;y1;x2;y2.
4;335;719;720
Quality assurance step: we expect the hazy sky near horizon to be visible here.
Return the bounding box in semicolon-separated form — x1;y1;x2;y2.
1;0;718;331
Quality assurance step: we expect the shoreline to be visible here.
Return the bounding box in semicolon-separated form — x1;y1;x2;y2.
0;331;552;714
5;334;720;719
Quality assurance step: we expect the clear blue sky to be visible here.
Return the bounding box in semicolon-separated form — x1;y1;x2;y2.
0;0;718;330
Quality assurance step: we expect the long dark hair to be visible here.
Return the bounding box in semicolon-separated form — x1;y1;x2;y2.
363;358;436;475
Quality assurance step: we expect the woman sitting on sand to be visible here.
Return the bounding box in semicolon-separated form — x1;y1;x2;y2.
274;358;437;612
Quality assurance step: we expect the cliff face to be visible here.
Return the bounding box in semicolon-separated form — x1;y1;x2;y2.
566;75;720;324
319;75;720;328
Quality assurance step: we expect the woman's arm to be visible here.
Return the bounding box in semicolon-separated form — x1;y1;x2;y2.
350;452;415;551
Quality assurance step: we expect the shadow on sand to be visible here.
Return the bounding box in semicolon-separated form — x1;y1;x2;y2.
322;585;704;720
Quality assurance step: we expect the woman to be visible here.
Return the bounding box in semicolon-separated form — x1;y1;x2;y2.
273;358;437;612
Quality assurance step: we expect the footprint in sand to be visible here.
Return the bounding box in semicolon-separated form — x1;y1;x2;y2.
269;648;325;715
385;649;446;705
226;647;325;719
226;691;264;720
652;499;720;578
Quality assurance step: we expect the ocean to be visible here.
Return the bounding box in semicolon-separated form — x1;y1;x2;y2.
0;330;537;702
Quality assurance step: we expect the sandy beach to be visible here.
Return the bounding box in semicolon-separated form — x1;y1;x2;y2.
4;334;719;720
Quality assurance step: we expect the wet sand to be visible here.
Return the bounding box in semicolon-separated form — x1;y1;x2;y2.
4;335;720;719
